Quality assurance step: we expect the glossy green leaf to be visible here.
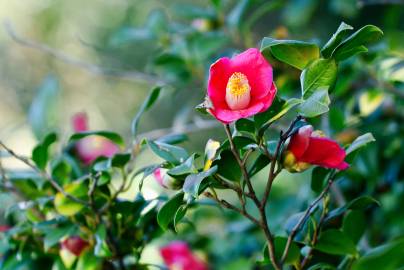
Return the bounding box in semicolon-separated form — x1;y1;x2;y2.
168;154;197;176
69;131;124;148
298;89;330;118
32;133;57;170
255;97;302;134
333;25;383;61
261;38;320;70
147;140;189;165
301;58;337;99
308;263;336;270
76;250;102;270
214;150;242;181
235;118;255;135
110;153;131;168
352;238;404;270
183;166;217;198
321;22;354;58
315;229;357;255
131;86;162;137
346;133;375;156
157;192;184;230
311;167;330;193
346;196;380;210
343;210;366;244
54;182;88;216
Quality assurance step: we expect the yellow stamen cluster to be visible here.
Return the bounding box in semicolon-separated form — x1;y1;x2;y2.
225;72;251;110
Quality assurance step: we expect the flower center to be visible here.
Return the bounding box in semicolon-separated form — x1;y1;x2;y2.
225;72;251;110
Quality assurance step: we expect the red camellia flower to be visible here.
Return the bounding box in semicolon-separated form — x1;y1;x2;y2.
61;236;89;256
72;112;119;165
284;125;349;172
207;48;277;123
160;241;208;270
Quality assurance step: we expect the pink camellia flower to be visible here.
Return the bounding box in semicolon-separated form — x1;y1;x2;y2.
72;112;119;165
207;48;277;123
284;125;349;172
61;236;89;256
160;241;208;270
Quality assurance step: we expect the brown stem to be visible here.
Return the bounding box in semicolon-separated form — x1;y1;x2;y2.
223;124;281;270
281;176;334;264
204;192;260;225
0;141;88;206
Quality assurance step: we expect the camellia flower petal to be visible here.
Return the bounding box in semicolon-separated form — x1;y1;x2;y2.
284;125;349;172
0;225;10;232
72;113;119;165
207;48;277;123
61;236;89;257
160;241;208;270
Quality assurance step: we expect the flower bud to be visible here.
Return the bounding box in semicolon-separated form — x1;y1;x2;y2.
61;236;89;257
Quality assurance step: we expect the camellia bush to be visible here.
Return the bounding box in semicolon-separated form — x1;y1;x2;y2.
1;2;404;269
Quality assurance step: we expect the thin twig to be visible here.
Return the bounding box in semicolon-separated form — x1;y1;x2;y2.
4;21;166;85
281;175;335;264
0;141;88;205
223;124;281;270
300;195;329;269
204;192;260;225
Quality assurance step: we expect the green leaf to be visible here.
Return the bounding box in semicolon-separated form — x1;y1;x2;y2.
352;238;404;270
261;38;320;70
214;150;241;181
235;118;255;135
301;58;337;99
346;196;380;210
255;97;302;134
147;140;189;165
315;229;357;256
246;152;270;176
298;89;330;118
131;86;162;137
32;133;57;170
168;154;197;176
346;133;375;156
43;224;76;251
54;182;87;216
333;25;383;62
321;22;354;58
69;131;124;148
110;153;131;168
28;75;60;139
311;167;330;194
94;224;112;257
183;166;218;198
156;133;188;145
343;210;366;244
157;192;184;230
76;250;102;270
263;236;300;265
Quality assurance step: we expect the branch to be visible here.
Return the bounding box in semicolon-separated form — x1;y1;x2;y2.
281;175;335;264
0;141;88;206
4;21;166;85
204;192;260;225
